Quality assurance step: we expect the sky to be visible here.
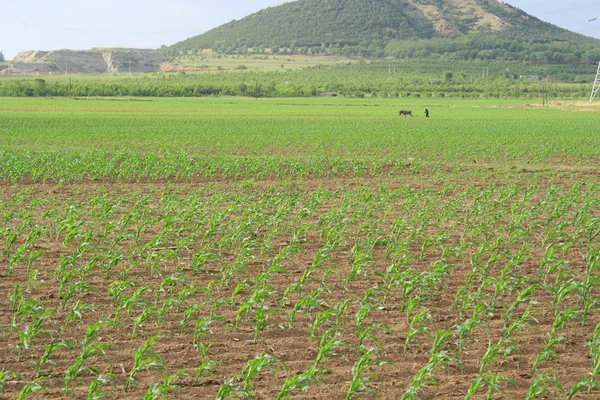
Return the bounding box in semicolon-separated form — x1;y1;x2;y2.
1;0;599;60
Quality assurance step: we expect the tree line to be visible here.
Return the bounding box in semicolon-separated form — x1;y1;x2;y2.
0;61;592;99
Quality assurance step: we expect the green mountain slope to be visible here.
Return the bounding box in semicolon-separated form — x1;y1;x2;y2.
172;0;590;48
167;0;600;64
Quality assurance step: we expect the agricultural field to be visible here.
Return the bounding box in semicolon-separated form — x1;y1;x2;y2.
170;53;356;72
0;96;600;399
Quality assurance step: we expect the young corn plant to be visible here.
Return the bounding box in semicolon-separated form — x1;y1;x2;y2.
59;279;89;311
402;330;461;400
108;279;136;308
125;335;166;392
61;300;91;335
582;322;600;393
499;305;537;358
87;374;117;400
277;365;325;399
250;305;285;344
313;328;349;371
526;369;564;400
452;302;486;352
353;301;385;354
345;350;387;399
567;379;597;400
578;247;600;326
547;272;578;320
530;307;576;375
17;377;48;400
465;372;513;400
64;322;112;395
309;297;351;340
3;228;21;276
0;369;21;397
404;310;433;353
10;297;43;334
193;342;219;384
529;289;579;374
309;308;337;340
287;289;324;329
343;244;373;290
503;284;538;331
131;306;158;339
192;314;223;349
16;307;56;361
217;354;287;400
8;283;25;313
114;286;151;324
32;341;71;378
178;304;200;335
144;370;188;400
283;256;321;298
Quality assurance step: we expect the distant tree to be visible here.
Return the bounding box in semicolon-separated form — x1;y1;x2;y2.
34;78;47;96
565;54;580;65
585;49;600;65
0;51;5;62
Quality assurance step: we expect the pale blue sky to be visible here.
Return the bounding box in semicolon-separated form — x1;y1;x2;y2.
1;0;598;60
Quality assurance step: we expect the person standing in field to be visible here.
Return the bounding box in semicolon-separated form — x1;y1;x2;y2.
424;108;430;118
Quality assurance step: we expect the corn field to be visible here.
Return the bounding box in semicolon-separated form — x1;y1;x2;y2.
0;97;599;399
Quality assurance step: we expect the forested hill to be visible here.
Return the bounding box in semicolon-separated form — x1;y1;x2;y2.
168;0;593;54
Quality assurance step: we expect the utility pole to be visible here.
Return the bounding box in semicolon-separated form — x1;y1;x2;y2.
590;62;600;102
65;62;68;75
587;17;600;102
542;82;546;107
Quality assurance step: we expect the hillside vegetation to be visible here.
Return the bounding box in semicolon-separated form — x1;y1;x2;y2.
166;0;600;65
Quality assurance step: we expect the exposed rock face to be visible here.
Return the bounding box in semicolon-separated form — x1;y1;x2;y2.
1;49;164;75
1;62;57;74
13;51;52;63
102;50;165;73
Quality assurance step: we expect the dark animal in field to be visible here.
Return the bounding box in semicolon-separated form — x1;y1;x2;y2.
399;110;413;117
425;108;429;118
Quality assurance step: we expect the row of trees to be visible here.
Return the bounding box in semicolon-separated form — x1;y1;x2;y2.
386;34;600;65
0;61;592;99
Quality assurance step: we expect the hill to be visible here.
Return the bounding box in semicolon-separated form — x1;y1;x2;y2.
1;49;164;75
166;0;600;65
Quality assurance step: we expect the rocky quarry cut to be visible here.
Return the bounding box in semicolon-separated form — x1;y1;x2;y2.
1;49;164;75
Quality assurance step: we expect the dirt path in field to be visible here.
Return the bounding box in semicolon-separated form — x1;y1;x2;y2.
526;100;600;111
